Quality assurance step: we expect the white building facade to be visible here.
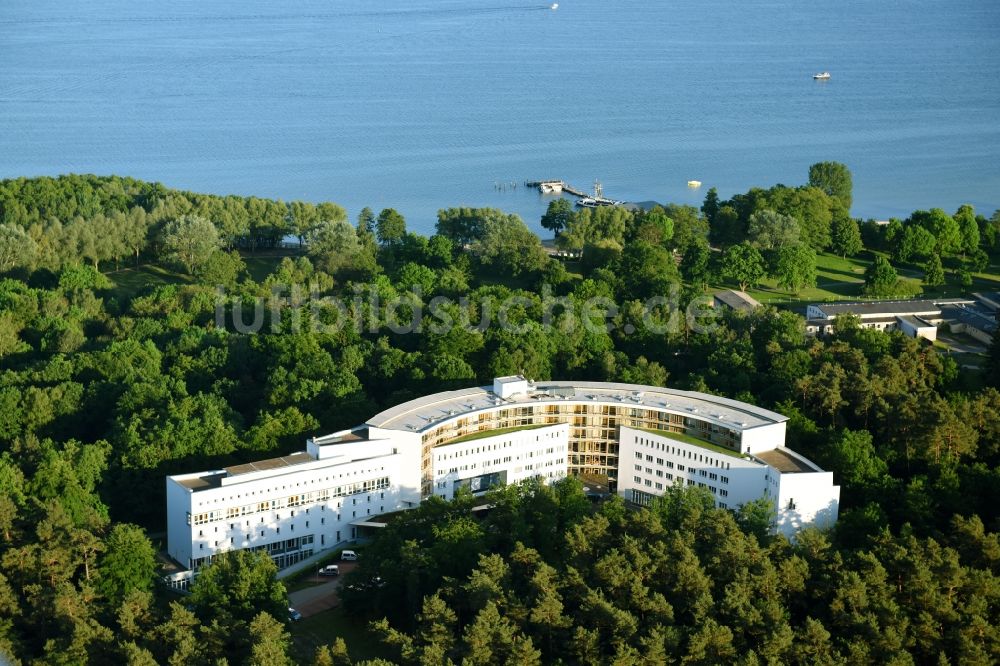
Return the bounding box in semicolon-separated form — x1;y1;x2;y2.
617;427;839;536
430;423;569;501
166;377;840;577
166;430;420;573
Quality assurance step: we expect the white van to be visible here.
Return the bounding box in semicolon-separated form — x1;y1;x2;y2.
341;550;358;561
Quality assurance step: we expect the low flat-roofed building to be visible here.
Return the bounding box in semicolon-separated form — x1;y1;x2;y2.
943;302;998;344
713;289;762;312
805;298;974;338
806;298;972;322
896;314;937;341
973;292;1000;312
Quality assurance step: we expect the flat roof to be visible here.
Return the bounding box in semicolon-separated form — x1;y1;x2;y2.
173;452;316;491
714;290;762;311
349;520;388;528
176;473;223;490
811;298;972;318
973;292;1000;311
941;304;998;333
897;315;935;329
366;381;787;434
224;452;314;477
754;448;818;473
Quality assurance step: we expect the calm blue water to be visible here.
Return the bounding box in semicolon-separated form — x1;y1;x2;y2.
1;0;999;235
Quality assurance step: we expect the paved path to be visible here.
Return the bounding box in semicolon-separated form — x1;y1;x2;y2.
288;563;357;618
937;333;988;354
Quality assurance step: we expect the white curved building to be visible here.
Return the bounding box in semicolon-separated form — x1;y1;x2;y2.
166;377;839;575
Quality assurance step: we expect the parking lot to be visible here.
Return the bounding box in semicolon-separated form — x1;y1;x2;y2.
288;561;358;618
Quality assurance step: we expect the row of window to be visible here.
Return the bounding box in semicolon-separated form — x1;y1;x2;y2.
422;404;743;454
438;453;567;476
635;440;735;471
633;475;729;497
634;456;731;484
190;545;316;572
196;465;390;506
629;488;729;510
434;437;564;463
190;477;391;525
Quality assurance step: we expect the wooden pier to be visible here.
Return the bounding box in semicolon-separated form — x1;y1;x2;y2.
525;180;588;198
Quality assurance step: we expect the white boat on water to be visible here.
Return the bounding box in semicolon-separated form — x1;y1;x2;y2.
576;197;623;208
575;179;623;208
813;71;831;80
550;3;558;9
687;180;702;188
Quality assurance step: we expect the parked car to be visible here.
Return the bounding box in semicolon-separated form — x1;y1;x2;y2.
340;550;358;561
318;564;339;577
346;576;385;593
287;607;302;621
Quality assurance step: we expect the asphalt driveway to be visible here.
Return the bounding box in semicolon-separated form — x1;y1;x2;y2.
288;562;358;618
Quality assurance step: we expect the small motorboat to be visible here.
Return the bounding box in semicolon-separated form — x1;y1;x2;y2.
813;71;831;80
550;3;558;9
687;180;702;188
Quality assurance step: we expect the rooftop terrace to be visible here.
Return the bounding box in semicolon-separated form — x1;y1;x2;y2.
173;452;317;491
754;448;819;474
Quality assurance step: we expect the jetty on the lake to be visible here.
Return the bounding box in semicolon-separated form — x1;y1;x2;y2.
526;179;629;208
525;179;591;197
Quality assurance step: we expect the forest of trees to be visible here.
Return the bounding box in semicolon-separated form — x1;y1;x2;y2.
336;479;1000;664
1;172;1000;663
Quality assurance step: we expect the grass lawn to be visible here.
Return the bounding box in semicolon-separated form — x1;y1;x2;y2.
105;254;288;302
445;423;550;444
713;251;871;308
105;263;192;301
243;255;289;282
634;427;746;459
714;250;1000;309
290;607;390;663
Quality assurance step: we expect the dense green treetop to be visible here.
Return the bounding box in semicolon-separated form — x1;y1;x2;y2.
808;161;853;210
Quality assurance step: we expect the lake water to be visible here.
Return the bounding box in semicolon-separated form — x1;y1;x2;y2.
1;0;999;236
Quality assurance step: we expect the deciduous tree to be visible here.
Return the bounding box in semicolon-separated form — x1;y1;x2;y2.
923;254;945;287
830;216;863;258
773;244;817;293
540;198;573;236
376;208;407;247
808;161;853;210
721;243;765;291
97;524;157;607
161;215;221;275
